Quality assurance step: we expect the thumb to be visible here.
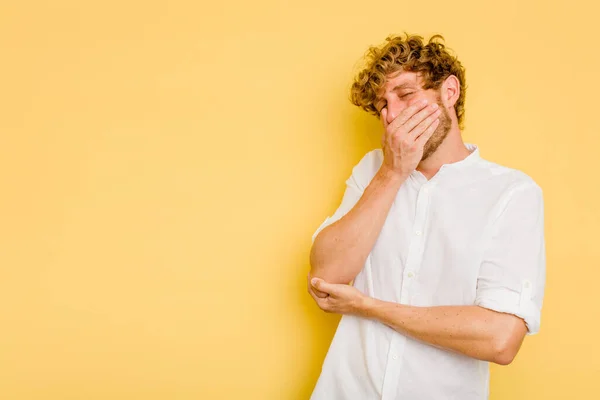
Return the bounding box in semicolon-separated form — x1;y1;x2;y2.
311;278;330;293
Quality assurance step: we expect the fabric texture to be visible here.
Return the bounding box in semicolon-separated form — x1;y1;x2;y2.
309;143;546;400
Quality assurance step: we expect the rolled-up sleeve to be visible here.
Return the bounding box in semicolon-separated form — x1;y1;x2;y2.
475;181;546;335
311;150;379;244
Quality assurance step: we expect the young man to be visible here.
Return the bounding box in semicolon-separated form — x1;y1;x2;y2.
307;33;546;400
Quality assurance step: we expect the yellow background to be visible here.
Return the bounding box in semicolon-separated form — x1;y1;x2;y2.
1;1;598;399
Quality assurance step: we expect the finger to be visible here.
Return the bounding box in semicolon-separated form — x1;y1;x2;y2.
380;107;389;148
381;107;388;130
387;98;429;134
307;283;322;303
307;273;329;298
414;117;440;147
410;109;441;141
311;278;333;295
405;104;441;137
307;286;331;311
309;281;329;299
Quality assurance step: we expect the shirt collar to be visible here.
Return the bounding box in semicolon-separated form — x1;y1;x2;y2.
440;142;480;171
409;142;481;185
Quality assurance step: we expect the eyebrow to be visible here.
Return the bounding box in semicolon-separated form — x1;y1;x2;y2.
391;82;415;91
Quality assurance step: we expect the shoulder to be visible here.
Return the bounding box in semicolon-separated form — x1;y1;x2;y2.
349;148;384;191
475;158;543;195
472;159;544;217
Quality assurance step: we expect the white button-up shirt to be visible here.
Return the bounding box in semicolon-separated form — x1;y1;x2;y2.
310;143;546;400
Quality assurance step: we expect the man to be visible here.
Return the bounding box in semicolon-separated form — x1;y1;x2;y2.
307;32;546;400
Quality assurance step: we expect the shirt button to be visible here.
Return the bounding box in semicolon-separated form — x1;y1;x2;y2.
407;272;414;278
415;230;422;236
392;355;398;360
524;281;531;288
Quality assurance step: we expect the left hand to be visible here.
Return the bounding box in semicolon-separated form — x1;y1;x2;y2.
307;276;368;316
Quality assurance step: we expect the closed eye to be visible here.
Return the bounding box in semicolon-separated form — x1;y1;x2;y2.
377;92;414;112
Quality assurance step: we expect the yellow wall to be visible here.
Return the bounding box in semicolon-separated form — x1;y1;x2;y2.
1;1;598;399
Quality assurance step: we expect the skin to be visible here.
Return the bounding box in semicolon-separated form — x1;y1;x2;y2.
308;70;528;365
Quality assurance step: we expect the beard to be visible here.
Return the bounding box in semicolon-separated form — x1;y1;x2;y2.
421;97;452;162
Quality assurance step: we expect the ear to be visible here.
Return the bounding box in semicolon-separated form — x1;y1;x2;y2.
441;74;460;109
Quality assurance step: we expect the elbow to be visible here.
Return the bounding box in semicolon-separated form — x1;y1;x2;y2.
491;315;529;365
492;344;517;366
309;243;357;285
308;264;353;285
308;257;354;285
490;330;523;366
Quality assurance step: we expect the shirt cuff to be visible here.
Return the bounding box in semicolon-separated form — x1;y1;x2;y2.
475;280;541;335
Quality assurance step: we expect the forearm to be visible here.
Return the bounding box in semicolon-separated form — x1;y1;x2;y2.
361;298;524;365
309;167;406;284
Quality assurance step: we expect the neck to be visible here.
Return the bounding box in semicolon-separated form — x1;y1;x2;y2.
416;127;472;180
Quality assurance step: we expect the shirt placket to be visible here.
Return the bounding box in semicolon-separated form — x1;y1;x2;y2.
380;181;433;400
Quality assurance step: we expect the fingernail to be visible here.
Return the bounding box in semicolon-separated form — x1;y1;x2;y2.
311;278;318;285
420;99;428;105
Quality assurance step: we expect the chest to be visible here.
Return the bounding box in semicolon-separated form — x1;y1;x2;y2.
362;184;501;305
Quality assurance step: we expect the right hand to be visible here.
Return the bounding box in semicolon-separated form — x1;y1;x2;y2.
380;97;442;177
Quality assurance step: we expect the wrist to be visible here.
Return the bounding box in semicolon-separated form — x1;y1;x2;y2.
357;295;379;319
377;165;409;185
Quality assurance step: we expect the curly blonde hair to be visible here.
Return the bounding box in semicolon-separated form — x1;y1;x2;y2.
349;32;467;130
